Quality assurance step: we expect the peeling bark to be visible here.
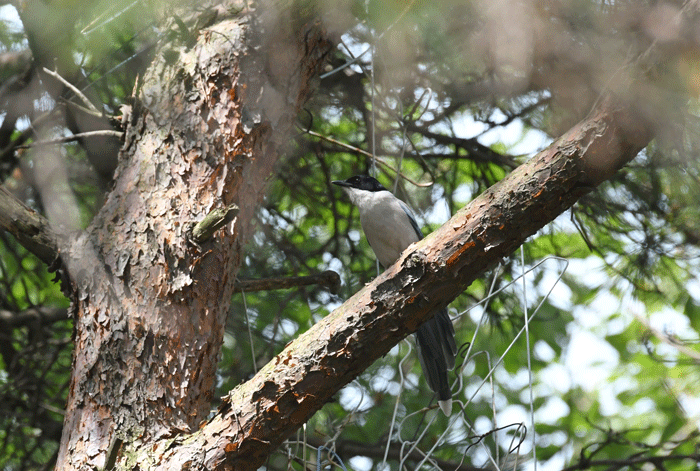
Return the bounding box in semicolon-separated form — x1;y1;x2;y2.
55;4;331;470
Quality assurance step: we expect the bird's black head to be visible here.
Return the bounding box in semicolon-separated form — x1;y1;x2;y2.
332;175;387;192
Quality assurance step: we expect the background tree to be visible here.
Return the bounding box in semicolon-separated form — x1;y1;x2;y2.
0;0;699;470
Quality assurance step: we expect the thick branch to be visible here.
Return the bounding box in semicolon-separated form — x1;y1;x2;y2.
0;306;68;327
234;270;341;293
152;97;653;470
0;185;60;265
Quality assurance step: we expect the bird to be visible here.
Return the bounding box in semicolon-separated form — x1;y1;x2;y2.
333;175;457;415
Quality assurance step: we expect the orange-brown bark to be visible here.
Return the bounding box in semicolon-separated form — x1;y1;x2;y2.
55;4;331;470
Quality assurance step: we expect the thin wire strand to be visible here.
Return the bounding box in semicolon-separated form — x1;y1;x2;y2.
413;256;568;469
381;340;412;469
365;0;380;279
302;423;307;471
392;104;407;194
239;283;258;374
276;253;568;469
81;0;142;35
369;55;376;176
521;246;537;470
319;0;418;80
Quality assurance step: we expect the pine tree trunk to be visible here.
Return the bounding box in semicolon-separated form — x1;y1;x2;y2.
55;4;331;469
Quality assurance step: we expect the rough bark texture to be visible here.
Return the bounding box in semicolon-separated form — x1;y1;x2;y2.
127;98;652;471
55;3;331;470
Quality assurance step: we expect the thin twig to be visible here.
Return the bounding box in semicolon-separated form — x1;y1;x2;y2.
42;67;100;114
636;314;700;362
305;129;433;187
15;130;123;149
62;98;104;118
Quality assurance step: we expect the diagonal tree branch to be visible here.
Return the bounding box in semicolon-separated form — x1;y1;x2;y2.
145;96;653;470
234;271;341;293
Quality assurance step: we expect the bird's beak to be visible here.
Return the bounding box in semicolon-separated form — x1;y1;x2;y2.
332;180;350;187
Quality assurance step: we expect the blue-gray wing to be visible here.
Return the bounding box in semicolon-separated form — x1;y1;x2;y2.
398;200;423;241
